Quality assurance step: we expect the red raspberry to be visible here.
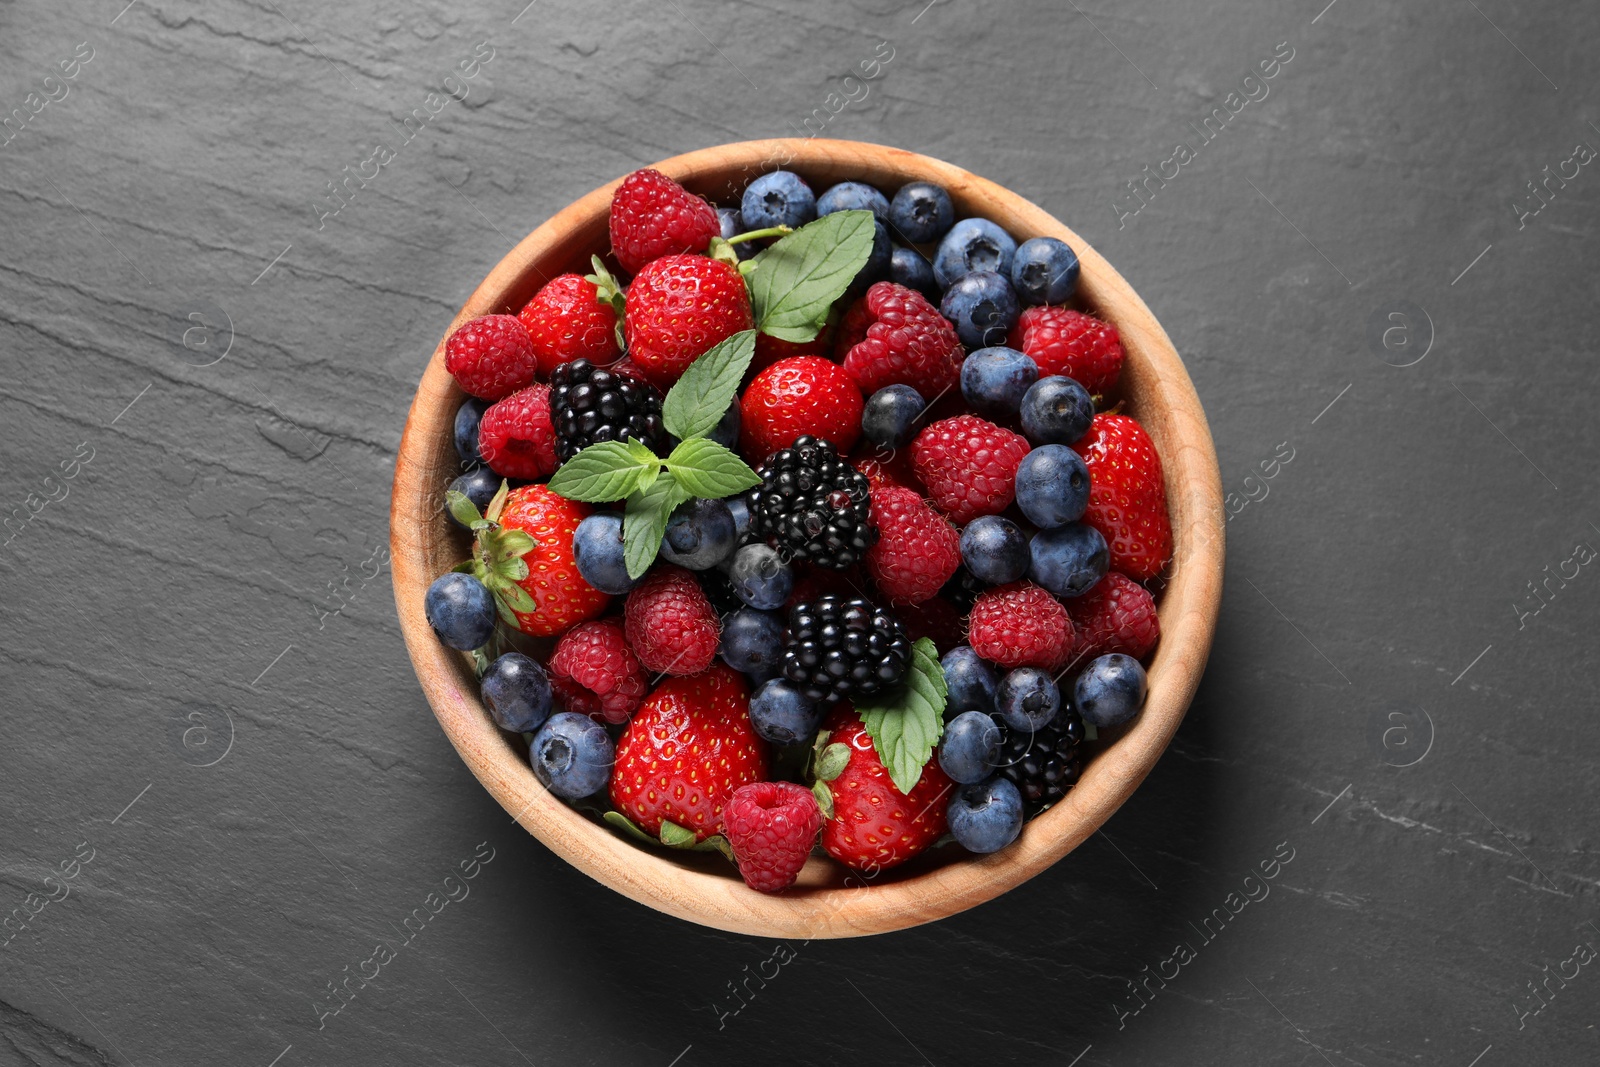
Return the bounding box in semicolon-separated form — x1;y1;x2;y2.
548;618;648;724
836;282;964;397
624;565;720;676
624;255;753;388
517;273;620;376
497;486;611;637
865;487;960;605
478;384;558;481
740;356;863;462
1066;572;1160;663
722;781;823;893
968;581;1075;670
1071;414;1172;582
851;450;920;493
1009;306;1125;395
608;168;721;274
910;415;1030;524
445;314;538;400
900;594;965;654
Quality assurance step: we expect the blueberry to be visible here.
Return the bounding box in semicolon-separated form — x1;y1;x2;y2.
424;572;496;650
1028;523;1108;598
1015;444;1091;529
742;171;816;230
1074;653;1148;728
817;181;890;221
861;385;925;450
748;678;822;745
942;646;999;714
960;346;1037;418
708;401;741;450
850;219;892;294
889;181;955;244
530;712;614;798
480;652;552;733
454;398;489;464
571;512;636;595
939;710;1002;785
446;466;500;528
1011;236;1080;306
717;206;757;260
933;218;1017;289
889;245;940;301
947;776;1024;854
720;607;786;677
1020;376;1095;445
660;497;738;571
941;271;1020;350
725;496;752;540
996;668;1061;732
960;515;1029;585
727;543;793;610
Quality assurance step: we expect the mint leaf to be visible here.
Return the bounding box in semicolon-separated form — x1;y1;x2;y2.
660;329;756;441
855;637;948;795
664;438;762;499
622;476;690;579
548;440;659;503
747;210;875;342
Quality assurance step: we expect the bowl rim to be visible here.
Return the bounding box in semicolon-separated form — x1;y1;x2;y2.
390;138;1225;938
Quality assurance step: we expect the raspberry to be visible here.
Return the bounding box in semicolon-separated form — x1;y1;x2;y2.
547;618;647;724
899;593;965;654
478;384;558;481
910;415;1030;524
624;565;721;676
837;281;965;397
722;781;823;893
1066;572;1160;662
968;581;1075;670
608;168;721;274
740;357;864;462
865;487;960;605
1009;306;1124;395
517;273;620;376
624;255;753;388
445;314;538;400
851;450;920;493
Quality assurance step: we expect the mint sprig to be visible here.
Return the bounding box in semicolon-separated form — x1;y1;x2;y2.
660;329;756;441
855;638;948;795
665;437;762;498
623;475;691;580
547;439;660;502
746;209;875;342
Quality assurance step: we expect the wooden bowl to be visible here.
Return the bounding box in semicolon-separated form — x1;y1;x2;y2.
390;139;1224;938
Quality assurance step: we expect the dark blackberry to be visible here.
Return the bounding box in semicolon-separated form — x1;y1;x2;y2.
548;359;667;462
993;705;1086;810
746;436;876;570
781;595;910;705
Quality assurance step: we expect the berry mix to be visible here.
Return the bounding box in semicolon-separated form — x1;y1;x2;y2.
424;164;1173;891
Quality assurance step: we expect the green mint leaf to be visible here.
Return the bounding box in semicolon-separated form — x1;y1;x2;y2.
625;439;662;492
445;489;484;528
622;476;690;580
547;441;658;503
658;820;698;848
660;329;756;441
664;438;762;499
747;210;875;342
814;742;850;783
854;637;948;795
602;811;657;845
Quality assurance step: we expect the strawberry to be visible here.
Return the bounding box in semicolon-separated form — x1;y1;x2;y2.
749;324;834;380
517;273;620;376
445;314;538;400
722;781;823;893
1009;306;1124;395
836;281;964;397
739;356;863;462
1071;414;1172;582
624;254;753;388
864;486;960;605
608;168;721;274
815;707;952;872
496;486;611;637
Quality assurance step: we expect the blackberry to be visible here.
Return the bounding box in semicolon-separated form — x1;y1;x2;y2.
548;359;667;462
781;595;910;705
746;436;876;570
993;706;1086;810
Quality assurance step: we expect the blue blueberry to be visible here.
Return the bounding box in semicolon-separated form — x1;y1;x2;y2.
424;572;496;650
939;710;1002;785
454;398;489;464
717;206;757;260
660;497;738;571
572;512;636;595
726;543;793;610
748;678;822;745
530;712;614;798
481;652;552;734
1011;236;1080;306
947;776;1024;854
725;495;752;540
818;181;889;221
960;515;1029;585
720;608;786;677
742;171;816;230
1020;376;1094;445
1028;523;1108;598
933;218;1017;289
943;646;999;714
889;245;940;301
1074;653;1148;728
446;466;500;529
708;402;741;450
996;668;1061;732
1014;444;1091;529
960;346;1037;418
889;181;955;244
851;219;892;293
941;271;1020;350
861;385;925;450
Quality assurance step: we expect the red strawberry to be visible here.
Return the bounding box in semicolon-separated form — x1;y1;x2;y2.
837;281;964;397
497;486;611;637
624;255;753;388
910;415;1030;524
478;384;558;481
817;708;952;873
967;581;1075;670
445;314;538;400
608;168;721;274
548;618;648;724
517;273;620;376
750;327;832;379
722;781;822;893
610;664;770;840
865;486;960;605
1009;306;1124;395
740;356;863;462
1071;414;1172;582
624;564;720;676
1066;572;1160;663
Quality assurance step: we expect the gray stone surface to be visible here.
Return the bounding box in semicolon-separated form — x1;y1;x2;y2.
2;0;1598;1064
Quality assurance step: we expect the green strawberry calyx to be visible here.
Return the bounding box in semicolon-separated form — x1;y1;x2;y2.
448;479;539;629
583;255;628;351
